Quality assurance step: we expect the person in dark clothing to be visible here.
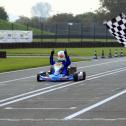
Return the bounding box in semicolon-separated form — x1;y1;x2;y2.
50;49;71;75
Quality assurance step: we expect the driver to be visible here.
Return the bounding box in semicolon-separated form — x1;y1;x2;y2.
50;49;71;75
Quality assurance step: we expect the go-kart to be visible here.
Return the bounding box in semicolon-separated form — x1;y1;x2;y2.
37;62;86;82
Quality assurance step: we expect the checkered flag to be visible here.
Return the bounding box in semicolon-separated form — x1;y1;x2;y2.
104;13;126;47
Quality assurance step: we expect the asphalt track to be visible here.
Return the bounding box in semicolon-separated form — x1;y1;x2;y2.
0;57;126;126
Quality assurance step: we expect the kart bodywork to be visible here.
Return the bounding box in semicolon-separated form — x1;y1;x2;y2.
37;62;86;82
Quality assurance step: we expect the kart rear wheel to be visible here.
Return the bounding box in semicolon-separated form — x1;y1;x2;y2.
83;72;86;80
73;73;78;81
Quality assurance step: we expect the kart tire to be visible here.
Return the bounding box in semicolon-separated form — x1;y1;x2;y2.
40;72;46;76
37;74;41;82
73;73;78;81
83;72;86;80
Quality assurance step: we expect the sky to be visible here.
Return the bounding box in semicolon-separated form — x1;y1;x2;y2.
0;0;100;21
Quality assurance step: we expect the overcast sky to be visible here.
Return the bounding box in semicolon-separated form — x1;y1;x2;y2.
0;0;100;21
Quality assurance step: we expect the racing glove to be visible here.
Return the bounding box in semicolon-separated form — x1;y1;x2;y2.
51;48;54;56
64;49;68;58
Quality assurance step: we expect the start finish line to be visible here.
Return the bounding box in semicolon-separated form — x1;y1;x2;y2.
0;30;33;43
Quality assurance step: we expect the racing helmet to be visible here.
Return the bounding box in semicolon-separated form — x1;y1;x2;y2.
57;51;65;61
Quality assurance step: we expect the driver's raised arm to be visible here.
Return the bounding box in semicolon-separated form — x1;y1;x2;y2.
50;49;55;65
64;49;71;66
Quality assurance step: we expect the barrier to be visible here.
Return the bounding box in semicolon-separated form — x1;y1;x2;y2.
93;50;98;59
120;49;123;57
114;49;118;57
0;42;123;49
0;51;6;58
108;49;112;58
101;50;105;58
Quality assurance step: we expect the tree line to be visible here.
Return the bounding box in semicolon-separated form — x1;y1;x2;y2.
1;0;126;27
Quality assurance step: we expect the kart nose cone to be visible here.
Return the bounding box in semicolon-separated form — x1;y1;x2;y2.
54;72;59;76
52;76;58;80
49;74;59;81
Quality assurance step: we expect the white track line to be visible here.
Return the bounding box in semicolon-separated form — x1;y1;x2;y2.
0;67;126;107
0;75;35;84
0;59;126;85
0;81;69;103
64;90;126;120
87;66;126;78
77;58;126;69
0;118;126;121
0;66;126;103
5;107;76;110
1;66;126;103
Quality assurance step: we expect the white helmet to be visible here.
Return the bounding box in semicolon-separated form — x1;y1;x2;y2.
57;51;65;61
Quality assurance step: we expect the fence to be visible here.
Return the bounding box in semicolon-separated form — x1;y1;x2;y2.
0;42;123;49
0;21;123;48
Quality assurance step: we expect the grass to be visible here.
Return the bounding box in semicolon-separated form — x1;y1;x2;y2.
0;47;125;73
33;38;116;43
0;57;84;73
0;19;53;35
0;48;125;56
0;57;48;73
68;48;125;56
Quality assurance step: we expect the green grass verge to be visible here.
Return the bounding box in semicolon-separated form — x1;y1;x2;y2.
33;38;116;42
0;47;124;73
0;48;125;56
0;57;84;73
0;19;53;35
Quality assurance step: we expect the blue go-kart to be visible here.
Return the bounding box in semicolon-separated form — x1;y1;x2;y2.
37;62;86;82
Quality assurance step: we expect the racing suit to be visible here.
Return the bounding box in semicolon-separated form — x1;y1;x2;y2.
50;51;71;75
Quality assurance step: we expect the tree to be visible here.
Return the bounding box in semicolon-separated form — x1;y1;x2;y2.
0;6;8;20
30;17;41;28
16;16;30;25
16;16;43;29
48;13;74;23
75;12;97;24
95;8;110;22
99;0;126;17
31;2;51;20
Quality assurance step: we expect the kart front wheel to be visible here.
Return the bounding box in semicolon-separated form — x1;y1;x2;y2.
37;74;41;82
73;73;78;81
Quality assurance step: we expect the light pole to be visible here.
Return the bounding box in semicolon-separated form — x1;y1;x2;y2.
67;23;73;43
92;15;96;43
40;17;43;43
81;23;83;44
55;23;58;43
